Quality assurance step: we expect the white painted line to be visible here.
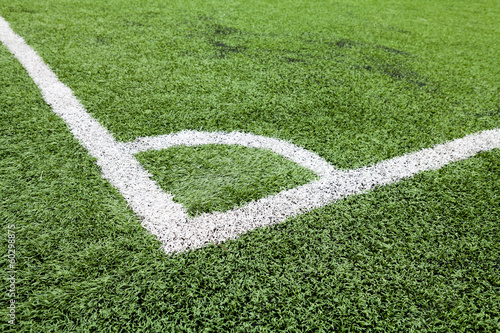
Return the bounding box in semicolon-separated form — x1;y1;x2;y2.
2;15;499;253
123;130;339;178
143;129;500;252
0;16;189;243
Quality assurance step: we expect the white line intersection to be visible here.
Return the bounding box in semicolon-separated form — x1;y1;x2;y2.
1;16;499;253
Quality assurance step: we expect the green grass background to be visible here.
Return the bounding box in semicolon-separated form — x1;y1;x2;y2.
136;146;317;216
1;0;498;169
1;0;499;331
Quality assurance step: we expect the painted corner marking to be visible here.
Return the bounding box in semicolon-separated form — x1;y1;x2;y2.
1;15;499;253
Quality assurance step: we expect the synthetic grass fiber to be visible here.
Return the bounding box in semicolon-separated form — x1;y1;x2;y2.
1;0;499;331
136;145;317;217
2;0;498;169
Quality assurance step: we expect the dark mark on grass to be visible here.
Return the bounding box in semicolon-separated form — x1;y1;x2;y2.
197;14;215;22
186;16;248;58
332;38;410;56
329;38;425;86
142;11;160;18
194;15;243;37
377;45;411;56
333;39;363;49
475;109;499;118
96;36;108;45
8;6;37;14
380;64;426;86
123;19;146;27
383;25;412;35
211;23;240;36
184;15;427;87
210;40;246;58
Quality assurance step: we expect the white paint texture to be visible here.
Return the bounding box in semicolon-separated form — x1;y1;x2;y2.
2;16;499;253
123;131;338;178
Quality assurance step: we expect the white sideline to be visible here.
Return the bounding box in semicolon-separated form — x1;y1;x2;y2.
0;16;189;241
1;15;499;253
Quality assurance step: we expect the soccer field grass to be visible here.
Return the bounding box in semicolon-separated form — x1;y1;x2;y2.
1;0;499;331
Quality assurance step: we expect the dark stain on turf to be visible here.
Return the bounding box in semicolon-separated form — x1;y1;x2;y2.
184;15;428;87
187;16;247;58
356;62;426;87
209;40;246;58
211;24;240;36
380;64;426;86
332;38;410;56
474;109;500;118
7;6;37;14
284;57;306;64
197;14;216;22
327;38;426;86
333;39;363;49
123;19;146;28
96;36;109;46
376;45;411;56
194;15;243;37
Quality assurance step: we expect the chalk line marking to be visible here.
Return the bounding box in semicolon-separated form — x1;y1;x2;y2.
123;131;338;178
1;16;499;253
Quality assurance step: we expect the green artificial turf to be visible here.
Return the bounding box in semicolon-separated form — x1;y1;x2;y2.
1;0;498;169
1;0;499;332
136;145;317;216
1;40;499;331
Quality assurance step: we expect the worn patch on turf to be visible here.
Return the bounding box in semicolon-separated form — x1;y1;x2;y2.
1;15;499;253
